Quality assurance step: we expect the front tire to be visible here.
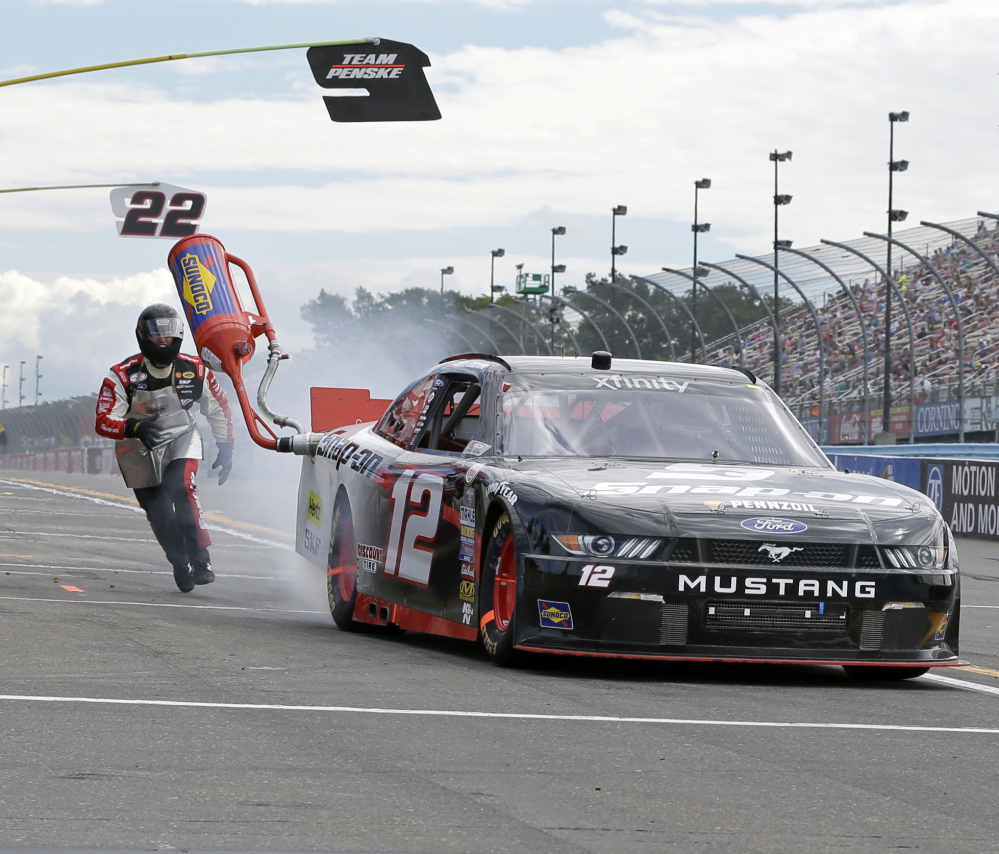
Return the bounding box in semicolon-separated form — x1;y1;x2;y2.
327;493;358;631
479;513;519;666
843;665;930;681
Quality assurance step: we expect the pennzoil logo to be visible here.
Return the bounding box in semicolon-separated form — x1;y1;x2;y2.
538;600;573;630
180;252;216;315
306;491;322;525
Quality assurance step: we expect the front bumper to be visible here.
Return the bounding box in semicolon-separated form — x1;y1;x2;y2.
514;555;961;664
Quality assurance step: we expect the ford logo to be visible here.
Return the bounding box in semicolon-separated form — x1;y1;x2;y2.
740;517;808;535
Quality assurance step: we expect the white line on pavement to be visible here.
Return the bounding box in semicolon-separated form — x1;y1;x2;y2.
0;595;323;615
921;672;999;697
0;692;995;734
0;479;290;548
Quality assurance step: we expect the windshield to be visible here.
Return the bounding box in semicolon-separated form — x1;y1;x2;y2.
501;375;828;467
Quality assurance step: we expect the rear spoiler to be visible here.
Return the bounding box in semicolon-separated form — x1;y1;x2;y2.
311;387;392;432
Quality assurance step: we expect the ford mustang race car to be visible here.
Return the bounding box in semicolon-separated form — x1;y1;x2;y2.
293;353;961;678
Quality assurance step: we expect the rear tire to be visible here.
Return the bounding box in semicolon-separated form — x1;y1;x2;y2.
843;665;930;681
479;513;519;666
327;493;358;631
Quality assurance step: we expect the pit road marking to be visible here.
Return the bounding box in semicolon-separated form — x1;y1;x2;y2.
1;476;291;538
0;691;997;734
0;595;324;615
0;478;291;547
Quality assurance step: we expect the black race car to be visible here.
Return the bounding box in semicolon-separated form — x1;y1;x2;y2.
294;353;961;678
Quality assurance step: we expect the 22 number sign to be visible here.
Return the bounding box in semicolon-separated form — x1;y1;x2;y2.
109;183;208;239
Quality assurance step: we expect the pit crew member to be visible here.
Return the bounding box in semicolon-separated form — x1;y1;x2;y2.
94;304;234;592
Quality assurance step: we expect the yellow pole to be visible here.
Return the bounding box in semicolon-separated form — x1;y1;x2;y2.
0;38;372;88
0;182;158;195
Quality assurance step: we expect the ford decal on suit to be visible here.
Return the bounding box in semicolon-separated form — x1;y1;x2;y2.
294;355;961;680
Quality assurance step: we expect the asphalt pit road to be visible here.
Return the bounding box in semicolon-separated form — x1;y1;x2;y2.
57;772;118;781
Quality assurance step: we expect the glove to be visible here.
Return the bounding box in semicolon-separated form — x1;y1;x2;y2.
126;415;164;451
212;441;234;485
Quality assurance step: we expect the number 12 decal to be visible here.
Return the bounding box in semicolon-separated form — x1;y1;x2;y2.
384;471;444;586
579;564;615;587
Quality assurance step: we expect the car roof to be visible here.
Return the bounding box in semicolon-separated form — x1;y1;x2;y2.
436;354;757;384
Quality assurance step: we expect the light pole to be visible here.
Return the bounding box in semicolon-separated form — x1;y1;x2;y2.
489;248;505;304
440;266;454;317
18;361;26;408
1;365;7;409
691;179;711;363
611;206;627;282
770;150;792;396
879;110;909;444
34;356;43;406
551;226;566;297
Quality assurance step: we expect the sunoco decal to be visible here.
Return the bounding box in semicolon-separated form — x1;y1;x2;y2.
168;241;236;334
740;517;808;534
538;600;573;629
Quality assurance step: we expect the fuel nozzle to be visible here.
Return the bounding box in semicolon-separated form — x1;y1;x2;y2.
168;234;304;451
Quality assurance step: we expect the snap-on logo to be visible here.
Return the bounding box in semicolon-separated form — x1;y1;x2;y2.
740;517;808;535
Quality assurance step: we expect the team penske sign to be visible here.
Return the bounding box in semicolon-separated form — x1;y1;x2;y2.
306;38;441;122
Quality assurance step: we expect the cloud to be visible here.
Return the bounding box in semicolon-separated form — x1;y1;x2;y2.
2;0;996;256
3;0;999;404
0;269;176;400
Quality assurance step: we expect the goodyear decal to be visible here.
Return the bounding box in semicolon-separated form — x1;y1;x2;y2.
538;600;573;630
306;491;323;526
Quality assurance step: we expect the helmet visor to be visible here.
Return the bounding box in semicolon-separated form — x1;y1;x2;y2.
140;316;185;341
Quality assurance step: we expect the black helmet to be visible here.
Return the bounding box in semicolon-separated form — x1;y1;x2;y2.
136;304;184;368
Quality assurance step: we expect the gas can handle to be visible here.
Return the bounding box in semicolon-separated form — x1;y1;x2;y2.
227;253;276;342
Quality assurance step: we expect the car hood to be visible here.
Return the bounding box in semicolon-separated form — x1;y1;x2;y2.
504;458;942;544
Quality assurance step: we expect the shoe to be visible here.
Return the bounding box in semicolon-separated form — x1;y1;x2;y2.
172;562;195;593
191;561;215;586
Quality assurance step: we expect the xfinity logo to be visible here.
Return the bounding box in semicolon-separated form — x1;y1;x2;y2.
740;517;808;534
678;575;875;598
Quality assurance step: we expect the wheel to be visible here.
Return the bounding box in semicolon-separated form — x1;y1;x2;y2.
327;493;358;631
843;665;930;681
479;512;519;666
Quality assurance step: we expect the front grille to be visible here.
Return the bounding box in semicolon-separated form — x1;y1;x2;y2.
856;546;880;569
667;538;882;570
860;611;885;650
660;603;688;645
705;600;850;633
668;538;699;562
707;540;847;568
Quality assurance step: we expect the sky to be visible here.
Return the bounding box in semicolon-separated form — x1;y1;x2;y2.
0;0;997;408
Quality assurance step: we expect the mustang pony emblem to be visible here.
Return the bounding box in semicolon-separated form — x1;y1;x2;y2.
759;543;804;563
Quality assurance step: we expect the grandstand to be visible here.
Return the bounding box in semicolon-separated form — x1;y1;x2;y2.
642;214;999;444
